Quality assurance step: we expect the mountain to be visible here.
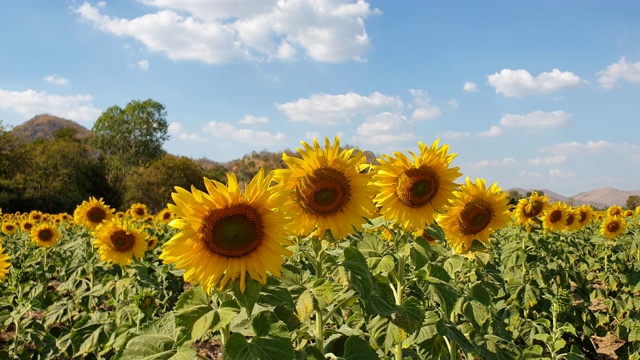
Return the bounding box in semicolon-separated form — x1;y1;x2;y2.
12;114;91;141
507;187;640;209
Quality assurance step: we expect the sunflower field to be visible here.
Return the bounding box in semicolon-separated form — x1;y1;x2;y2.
0;137;639;359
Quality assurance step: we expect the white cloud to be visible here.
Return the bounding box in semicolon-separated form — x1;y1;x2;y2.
447;99;458;109
528;155;566;165
500;110;571;129
168;121;182;134
0;88;101;122
549;168;576;179
75;0;380;63
463;81;477;92
437;130;471;140
43;75;69;85
238;115;269;124
469;157;517;168
597;57;640;89
203;120;285;145
477;125;503;138
277;91;402;125
519;171;543;178
353;112;415;144
487;68;584;97
306;131;344;140
540;140;616;154
408;89;441;121
167;121;207;142
137;60;149;70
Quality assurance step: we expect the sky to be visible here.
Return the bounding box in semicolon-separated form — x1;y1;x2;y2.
1;1;640;196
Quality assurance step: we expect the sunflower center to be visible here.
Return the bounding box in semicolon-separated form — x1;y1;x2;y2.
565;213;575;226
296;167;351;216
524;200;544;218
456;198;493;235
606;221;620;233
38;229;54;242
162;212;171;220
396;166;439;208
549;210;563;223
23;223;33;231
88;207;107;223
578;212;588;224
110;230;136;252
135;208;145;216
200;204;264;258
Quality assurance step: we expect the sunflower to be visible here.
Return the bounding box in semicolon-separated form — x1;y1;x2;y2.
636;206;640;219
156;208;173;223
74;197;115;230
437;177;510;254
2;221;17;235
92;218;148;266
161;169;292;293
146;236;158;251
129;203;148;219
600;216;626;239
624;209;634;218
576;204;594;229
514;192;549;225
30;223;61;248
29;210;44;222
0;244;9;281
273;137;377;241
542;202;568;232
563;207;580;232
372;139;461;231
21;220;35;233
606;205;623;217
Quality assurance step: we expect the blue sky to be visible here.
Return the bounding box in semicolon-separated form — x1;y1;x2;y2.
1;1;640;196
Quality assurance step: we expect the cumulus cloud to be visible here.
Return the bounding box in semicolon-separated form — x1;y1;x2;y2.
528;155;566;165
477;125;503;138
238;115;269;124
463;81;477;92
487;68;584;97
0;88;101;122
437;130;471;140
500;110;571;129
43;75;69;85
277;91;402;125
469;157;517;168
353;112;415;144
597;57;640;89
549;168;576;179
203;120;285;145
168;121;207;142
137;60;149;70
408;89;441;121
75;0;380;63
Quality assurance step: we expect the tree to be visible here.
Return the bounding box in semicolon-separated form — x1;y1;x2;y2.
90;99;170;188
626;195;640;210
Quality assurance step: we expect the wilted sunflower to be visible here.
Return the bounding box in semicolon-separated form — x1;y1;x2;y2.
576;204;594;229
30;223;61;248
514;192;549;225
273;137;377;240
129;203;148;219
542;202;568;232
2;221;17;235
600;216;626;239
372;139;461;231
606;205;623;217
160;169;293;293
156;208;173;223
0;244;9;281
74;197;115;230
92;218;148;266
437;177;510;254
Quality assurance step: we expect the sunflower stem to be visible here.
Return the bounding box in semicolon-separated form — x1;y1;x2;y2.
394;254;406;360
218;292;232;348
315;309;324;353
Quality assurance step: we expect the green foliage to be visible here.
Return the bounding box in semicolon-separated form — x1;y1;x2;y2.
626;195;640;210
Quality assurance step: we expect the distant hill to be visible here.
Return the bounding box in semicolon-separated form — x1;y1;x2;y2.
12;114;91;141
507;187;640;209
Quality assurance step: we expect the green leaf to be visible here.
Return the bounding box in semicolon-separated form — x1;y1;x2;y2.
342;247;372;299
462;299;490;331
391;297;424;334
343;335;379;359
223;333;295;360
436;318;477;354
175;305;214;342
252;311;289;338
425;263;451;283
232;277;262;316
175;286;210;310
259;284;295;308
296;290;317;321
311;279;334;309
373;255;395;275
365;294;395;317
118;334;196;360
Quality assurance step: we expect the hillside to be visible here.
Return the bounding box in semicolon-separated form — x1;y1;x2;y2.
507;187;640;209
12;114;91;141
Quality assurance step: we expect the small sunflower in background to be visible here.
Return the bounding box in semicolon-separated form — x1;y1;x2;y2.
563;207;581;232
437;177;510;254
514;191;549;226
274;136;377;241
600;216;626;239
542;202;568;232
0;244;10;281
2;221;17;235
30;223;61;248
606;205;623;217
623;209;634;218
21;220;35;233
372;139;461;231
92;218;148;267
575;204;594;230
161;169;293;293
146;236;158;251
129;203;148;220
29;210;44;223
156;208;173;223
74;197;115;230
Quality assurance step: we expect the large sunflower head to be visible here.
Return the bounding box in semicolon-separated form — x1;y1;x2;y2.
606;205;623;217
273;136;377;241
600;215;626;239
542;202;568;231
0;244;10;281
30;223;61;248
92;218;148;266
129;203;148;219
372;139;462;231
160;169;293;293
436;177;510;254
74;197;115;230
